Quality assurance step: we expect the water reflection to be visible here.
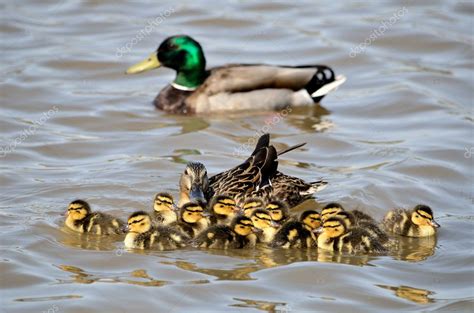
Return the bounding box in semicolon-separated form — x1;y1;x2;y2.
377;284;435;304
56;265;169;287
231;297;289;313
58;228;123;251
391;236;437;262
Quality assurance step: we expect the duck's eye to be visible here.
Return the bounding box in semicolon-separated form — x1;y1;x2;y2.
184;169;190;176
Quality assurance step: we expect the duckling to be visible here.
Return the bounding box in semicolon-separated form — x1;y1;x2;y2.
152;192;178;226
250;209;280;244
320;202;344;222
124;211;189;250
193;215;258;249
334;210;389;244
317;217;387;254
383;205;440;237
321;202;377;226
270;210;321;248
208;195;239;225
265;200;291;225
170;201;210;238
65;200;124;235
126;35;345;114
241;197;266;217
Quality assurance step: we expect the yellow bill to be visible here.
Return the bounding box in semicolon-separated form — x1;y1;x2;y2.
125;53;160;74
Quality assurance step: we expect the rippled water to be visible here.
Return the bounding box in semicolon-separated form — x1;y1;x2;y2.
1;0;473;312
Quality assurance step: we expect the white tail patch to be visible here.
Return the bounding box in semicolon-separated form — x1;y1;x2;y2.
300;181;328;195
311;75;347;98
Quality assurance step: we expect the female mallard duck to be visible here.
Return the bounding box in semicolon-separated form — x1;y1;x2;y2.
152;192;178;226
126;35;346;114
179;133;326;208
65;200;124;235
316;217;387;254
250;209;280;244
193;215;258;249
265;200;291;225
270;210;321;248
383;205;440;237
240;197;266;217
208;195;240;225
169;201;211;238
124;211;189;250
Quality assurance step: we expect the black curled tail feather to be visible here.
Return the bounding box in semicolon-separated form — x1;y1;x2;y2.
304;65;336;102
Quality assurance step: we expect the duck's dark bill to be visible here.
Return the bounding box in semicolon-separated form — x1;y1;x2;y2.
126;53;161;74
189;184;205;203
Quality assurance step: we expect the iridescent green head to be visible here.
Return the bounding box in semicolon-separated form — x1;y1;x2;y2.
126;35;207;89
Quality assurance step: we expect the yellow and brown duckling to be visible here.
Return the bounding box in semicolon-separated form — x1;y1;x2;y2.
193;215;258;249
208;195;240;225
250;209;280;244
65;200;124;235
124;211;189;250
270;210;321;249
169;201;210;238
317;217;387;254
321;202;376;225
241;197;266;218
265;200;291;225
152;192;178;226
333;210;389;244
126;35;345;114
383;205;440;237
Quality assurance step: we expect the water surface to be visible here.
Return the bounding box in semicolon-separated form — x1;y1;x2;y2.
1;0;473;312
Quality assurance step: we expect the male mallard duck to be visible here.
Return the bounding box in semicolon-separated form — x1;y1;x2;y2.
193;215;258;249
169;201;210;238
270;210;321;248
124;211;189;250
241;197;266;217
152;192;178;226
65;200;124;235
383;205;440;237
250;209;280;244
265;200;291;225
179;133;326;208
316;217;386;254
208;194;240;225
126;35;346;114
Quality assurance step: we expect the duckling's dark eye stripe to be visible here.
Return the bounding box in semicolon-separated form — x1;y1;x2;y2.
324;224;341;228
417;211;432;219
130;218;144;224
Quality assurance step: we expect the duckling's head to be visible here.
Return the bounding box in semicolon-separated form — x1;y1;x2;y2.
179;162;209;206
320;217;346;238
126;35;207;89
153;192;177;212
265;200;289;223
210;195;238;218
127;211;152;234
67;200;91;221
333;211;354;228
251;209;278;230
411;205;440;228
180;201;208;224
231;215;255;237
321;202;345;222
300;210;321;230
241;198;265;217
